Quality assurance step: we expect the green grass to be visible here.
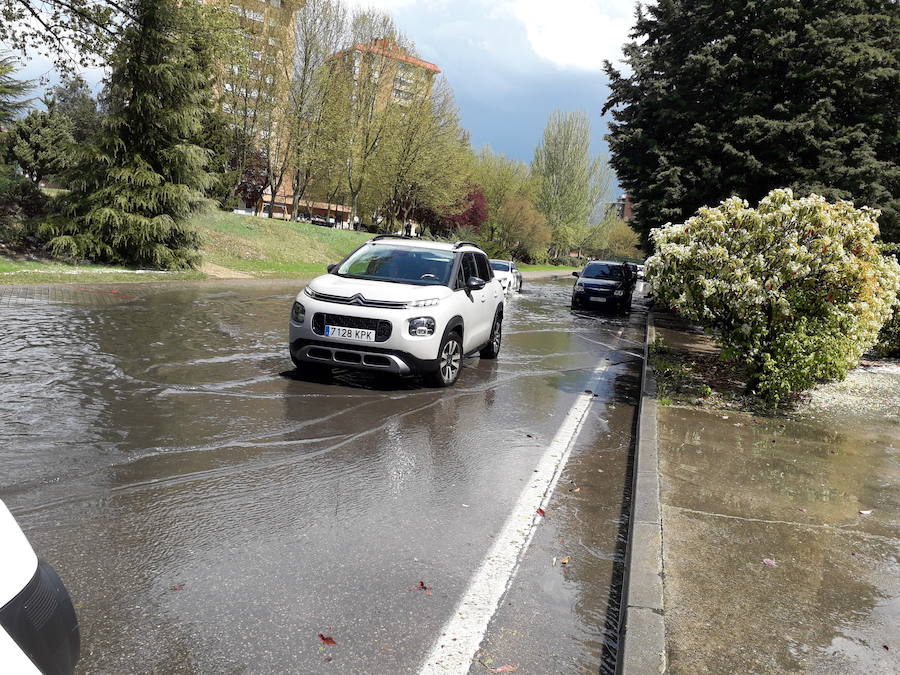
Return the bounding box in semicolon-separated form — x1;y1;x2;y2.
194;210;372;278
0;257;203;285
1;210;372;285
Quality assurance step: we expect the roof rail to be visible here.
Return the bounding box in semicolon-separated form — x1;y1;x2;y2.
371;234;415;241
453;241;479;249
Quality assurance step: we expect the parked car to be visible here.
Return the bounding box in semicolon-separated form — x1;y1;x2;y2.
637;264;645;280
1;499;80;674
290;236;504;387
489;259;523;294
571;260;636;313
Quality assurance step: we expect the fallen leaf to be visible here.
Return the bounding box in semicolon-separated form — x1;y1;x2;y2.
526;434;533;438
859;509;873;515
560;556;571;565
883;645;889;651
412;580;433;595
536;508;546;517
584;389;593;394
573;487;581;493
492;666;519;673
798;508;807;513
171;584;185;591
318;634;337;646
762;558;777;567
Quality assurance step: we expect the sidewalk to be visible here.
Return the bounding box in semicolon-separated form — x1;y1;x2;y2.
654;316;899;673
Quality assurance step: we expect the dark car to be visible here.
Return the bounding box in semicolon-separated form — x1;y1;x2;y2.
571;260;636;313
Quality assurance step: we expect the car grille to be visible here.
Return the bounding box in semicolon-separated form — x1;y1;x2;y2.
580;284;615;296
312;313;392;342
313;292;407;309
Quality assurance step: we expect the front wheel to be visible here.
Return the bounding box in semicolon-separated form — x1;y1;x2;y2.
426;332;463;387
479;314;502;359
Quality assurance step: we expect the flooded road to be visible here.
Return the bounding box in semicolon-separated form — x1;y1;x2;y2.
1;278;646;673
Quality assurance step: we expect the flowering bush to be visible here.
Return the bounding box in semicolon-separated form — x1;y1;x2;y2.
874;244;900;357
647;189;900;405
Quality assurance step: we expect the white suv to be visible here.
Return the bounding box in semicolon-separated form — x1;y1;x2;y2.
289;237;505;386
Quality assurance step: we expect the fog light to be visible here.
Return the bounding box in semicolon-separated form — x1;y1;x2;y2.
408;317;435;336
614;290;625;296
291;301;305;324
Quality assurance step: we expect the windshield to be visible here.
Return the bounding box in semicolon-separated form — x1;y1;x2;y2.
337;244;455;286
582;263;625;280
490;261;511;272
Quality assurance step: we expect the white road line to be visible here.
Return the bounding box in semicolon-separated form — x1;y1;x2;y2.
418;355;617;674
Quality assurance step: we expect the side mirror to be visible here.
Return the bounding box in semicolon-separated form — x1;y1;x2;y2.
572;271;580;278
466;276;486;291
327;264;337;273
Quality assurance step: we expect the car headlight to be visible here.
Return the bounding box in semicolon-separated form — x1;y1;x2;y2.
408;317;436;336
408;298;440;308
303;286;318;299
291;301;306;323
614;290;624;296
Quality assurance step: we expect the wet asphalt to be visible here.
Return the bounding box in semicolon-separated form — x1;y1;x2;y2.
0;278;647;674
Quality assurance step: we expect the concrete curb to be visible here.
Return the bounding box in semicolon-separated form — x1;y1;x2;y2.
617;314;666;674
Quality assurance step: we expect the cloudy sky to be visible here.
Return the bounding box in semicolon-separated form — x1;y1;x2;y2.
348;0;638;163
16;0;640;165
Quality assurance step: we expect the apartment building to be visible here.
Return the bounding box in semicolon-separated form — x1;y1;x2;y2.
334;37;440;109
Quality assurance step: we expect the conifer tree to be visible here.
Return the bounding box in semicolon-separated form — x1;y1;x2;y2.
0;55;32;126
604;0;900;248
5;106;74;184
43;0;213;269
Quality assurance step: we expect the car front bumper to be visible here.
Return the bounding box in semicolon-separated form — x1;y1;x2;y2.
290;337;439;375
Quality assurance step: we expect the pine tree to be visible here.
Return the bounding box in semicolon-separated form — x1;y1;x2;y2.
43;0;213;269
604;0;900;248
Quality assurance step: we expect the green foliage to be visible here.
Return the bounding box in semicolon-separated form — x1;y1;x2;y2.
1;0;118;71
874;244;900;356
472;147;550;261
532;111;606;256
0;55;32;126
48;76;100;144
5;107;74;184
42;0;214;269
0;163;49;246
647;189;900;406
605;0;900;248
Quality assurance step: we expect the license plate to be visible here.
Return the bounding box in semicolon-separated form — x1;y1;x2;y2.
324;325;376;341
590;297;607;302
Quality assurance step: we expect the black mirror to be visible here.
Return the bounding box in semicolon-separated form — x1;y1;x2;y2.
572;271;580;278
466;276;486;291
327;264;337;273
